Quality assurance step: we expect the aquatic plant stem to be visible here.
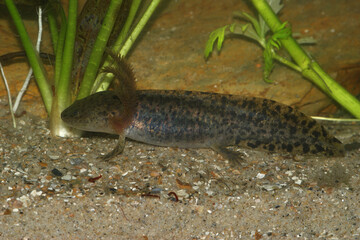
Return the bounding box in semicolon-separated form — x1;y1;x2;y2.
50;0;78;137
77;0;124;100
46;3;59;52
54;8;67;88
95;0;162;92
91;0;141;93
250;0;360;119
13;7;43;114
5;0;52;114
56;0;77;104
113;0;142;52
118;0;162;57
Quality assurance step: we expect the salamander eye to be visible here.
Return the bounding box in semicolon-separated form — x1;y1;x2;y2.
73;110;80;117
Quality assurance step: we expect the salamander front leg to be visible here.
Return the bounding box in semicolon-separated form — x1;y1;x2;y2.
99;133;126;161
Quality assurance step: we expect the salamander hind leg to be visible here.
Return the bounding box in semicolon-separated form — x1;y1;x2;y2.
211;146;245;166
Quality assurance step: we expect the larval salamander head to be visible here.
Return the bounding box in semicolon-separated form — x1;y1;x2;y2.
61;91;125;135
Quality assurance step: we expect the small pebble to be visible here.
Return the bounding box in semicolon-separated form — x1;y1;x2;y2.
30;190;42;197
150;188;162;194
51;168;63;177
70;158;83;165
61;175;72;181
18;195;31;207
206;190;215;196
177;189;189;199
48;154;60;160
256;173;266;179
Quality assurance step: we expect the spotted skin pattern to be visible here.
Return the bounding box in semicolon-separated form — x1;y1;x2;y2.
61;90;345;157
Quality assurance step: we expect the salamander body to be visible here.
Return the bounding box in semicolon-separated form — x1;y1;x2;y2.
61;89;345;157
61;52;344;160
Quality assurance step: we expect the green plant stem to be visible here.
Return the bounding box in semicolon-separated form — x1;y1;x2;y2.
50;0;78;137
95;0;162;92
54;7;67;88
56;0;77;107
272;53;301;72
5;0;52;114
46;3;59;52
76;0;123;100
250;0;360;119
113;0;142;52
119;0;161;58
91;0;141;93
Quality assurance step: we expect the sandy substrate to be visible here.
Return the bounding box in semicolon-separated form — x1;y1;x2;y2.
1;109;360;239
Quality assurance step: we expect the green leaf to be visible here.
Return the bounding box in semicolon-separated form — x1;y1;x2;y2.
240;23;248;32
267;0;283;14
295;36;317;45
233;11;262;37
229;22;236;32
263;42;274;83
273;22;291;39
229;23;264;45
268;22;291;50
204;25;229;59
262;21;291;82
